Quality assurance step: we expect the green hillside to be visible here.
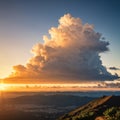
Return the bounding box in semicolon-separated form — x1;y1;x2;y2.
58;96;120;120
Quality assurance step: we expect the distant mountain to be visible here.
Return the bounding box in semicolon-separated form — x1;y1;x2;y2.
1;93;95;120
58;96;120;120
7;94;95;107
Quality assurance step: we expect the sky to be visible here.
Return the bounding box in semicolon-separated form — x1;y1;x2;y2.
0;0;120;85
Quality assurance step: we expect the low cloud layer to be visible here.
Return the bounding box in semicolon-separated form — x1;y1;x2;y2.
9;14;118;82
101;79;120;88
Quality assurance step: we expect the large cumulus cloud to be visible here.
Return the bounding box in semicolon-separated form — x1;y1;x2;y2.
9;14;118;82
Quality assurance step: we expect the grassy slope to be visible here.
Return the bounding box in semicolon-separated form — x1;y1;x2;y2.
58;96;120;120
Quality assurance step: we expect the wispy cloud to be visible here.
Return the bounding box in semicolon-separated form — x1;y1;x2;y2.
109;67;120;70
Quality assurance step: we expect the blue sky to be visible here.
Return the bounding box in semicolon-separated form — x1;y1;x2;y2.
0;0;120;78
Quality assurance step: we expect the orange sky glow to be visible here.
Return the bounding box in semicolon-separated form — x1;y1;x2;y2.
0;83;120;92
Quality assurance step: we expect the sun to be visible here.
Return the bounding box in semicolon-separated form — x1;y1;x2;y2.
0;83;6;91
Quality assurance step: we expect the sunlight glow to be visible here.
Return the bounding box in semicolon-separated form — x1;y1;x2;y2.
0;83;6;91
0;83;120;92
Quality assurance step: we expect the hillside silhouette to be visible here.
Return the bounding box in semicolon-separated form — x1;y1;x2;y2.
58;96;120;120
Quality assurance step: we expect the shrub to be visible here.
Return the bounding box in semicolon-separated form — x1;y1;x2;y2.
103;107;120;120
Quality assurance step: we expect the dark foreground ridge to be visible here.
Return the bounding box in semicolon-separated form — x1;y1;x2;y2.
58;96;120;120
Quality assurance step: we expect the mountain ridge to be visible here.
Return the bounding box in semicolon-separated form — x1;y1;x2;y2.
58;95;120;120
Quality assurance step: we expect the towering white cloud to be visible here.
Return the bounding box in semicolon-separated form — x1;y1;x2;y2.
9;14;118;82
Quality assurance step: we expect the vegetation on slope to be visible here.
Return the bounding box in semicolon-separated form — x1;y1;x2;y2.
58;96;120;120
